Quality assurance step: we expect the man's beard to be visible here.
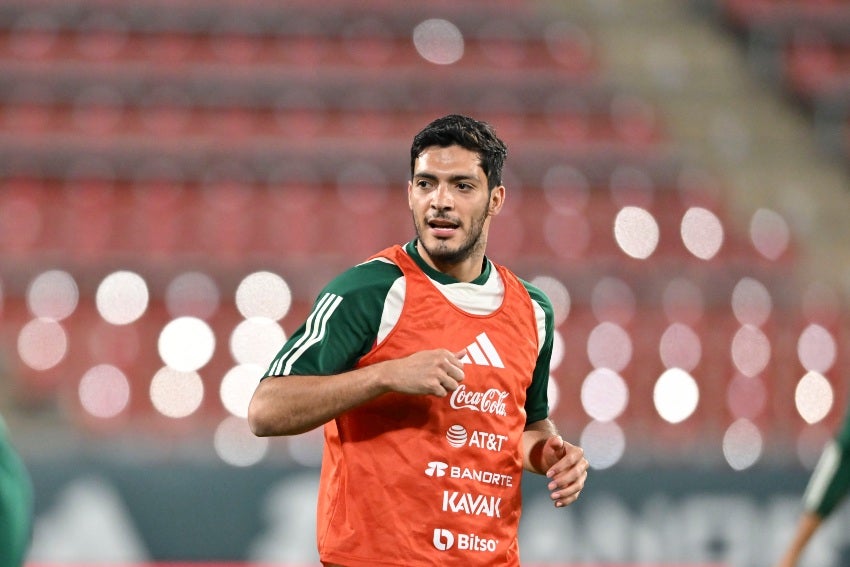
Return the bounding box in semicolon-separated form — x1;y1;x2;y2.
414;207;489;265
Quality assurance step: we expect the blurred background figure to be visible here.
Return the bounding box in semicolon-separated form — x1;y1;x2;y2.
0;413;33;567
776;406;850;567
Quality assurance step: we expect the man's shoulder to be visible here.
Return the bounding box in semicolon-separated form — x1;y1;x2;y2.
324;255;405;298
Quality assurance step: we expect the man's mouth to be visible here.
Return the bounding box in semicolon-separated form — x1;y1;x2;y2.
426;217;460;236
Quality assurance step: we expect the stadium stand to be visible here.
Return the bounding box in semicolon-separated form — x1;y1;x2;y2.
0;0;847;472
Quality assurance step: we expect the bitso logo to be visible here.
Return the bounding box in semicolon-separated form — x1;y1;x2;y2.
433;528;454;551
433;528;498;553
425;461;448;478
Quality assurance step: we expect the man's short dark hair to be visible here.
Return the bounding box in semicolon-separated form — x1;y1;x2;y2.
410;114;508;190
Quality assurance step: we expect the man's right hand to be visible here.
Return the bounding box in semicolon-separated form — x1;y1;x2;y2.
380;349;466;397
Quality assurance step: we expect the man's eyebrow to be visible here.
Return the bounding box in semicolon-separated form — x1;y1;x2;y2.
413;171;480;183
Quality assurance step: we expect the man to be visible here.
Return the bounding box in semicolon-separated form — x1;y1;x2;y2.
0;414;33;567
249;114;588;566
775;409;850;567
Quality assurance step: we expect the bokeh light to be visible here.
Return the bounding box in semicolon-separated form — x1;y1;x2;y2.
214;416;268;467
581;368;629;422
230;318;287;366
149;367;204;419
730;325;771;377
235;271;292;321
750;208;790;260
158;317;216;372
795;371;833;424
27;270;79;321
580;420;626;470
722;419;763;471
586;322;633;372
96;271;150;325
165;272;221;319
78;364;130;419
654;368;699;424
613;206;659;259
731;277;772;327
412;19;464;65
530;276;571;326
797;324;836;373
18;318;68;371
220;364;263;419
590;277;636;325
659;323;702;371
681;207;723;260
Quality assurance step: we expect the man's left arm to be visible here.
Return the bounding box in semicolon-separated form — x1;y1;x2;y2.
522;418;588;508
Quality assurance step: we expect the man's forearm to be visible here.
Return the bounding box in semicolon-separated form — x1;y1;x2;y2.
248;366;388;436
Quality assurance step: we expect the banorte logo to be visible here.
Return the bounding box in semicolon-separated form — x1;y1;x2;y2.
432;528;499;553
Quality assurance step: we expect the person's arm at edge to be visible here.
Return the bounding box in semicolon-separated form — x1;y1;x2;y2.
775;511;823;567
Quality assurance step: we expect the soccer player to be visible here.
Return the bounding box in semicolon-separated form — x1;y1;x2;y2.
776;409;850;567
249;114;589;566
0;414;33;567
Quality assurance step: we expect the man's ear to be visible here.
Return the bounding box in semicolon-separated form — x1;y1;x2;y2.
489;185;505;216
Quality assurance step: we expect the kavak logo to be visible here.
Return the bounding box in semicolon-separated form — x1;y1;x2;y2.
459;332;504;368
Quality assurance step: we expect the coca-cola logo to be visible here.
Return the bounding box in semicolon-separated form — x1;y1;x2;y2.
449;385;509;416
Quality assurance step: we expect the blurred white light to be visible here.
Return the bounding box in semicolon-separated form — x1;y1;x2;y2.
412;19;464;65
662;277;704;325
18;318;68;370
731;277;772;327
654;368;699;424
236;271;292;320
547;376;561;414
78;364;130;419
659;323;702;372
731;325;771;377
96;271;149;325
542;165;590;212
220;364;263;419
530;276;571;326
287;427;325;467
230;317;287;366
581;368;629;422
591;277;636;325
158;316;216;372
727;374;766;420
681;207;723;260
795;371;834;424
750;208;790;260
579;420;625;470
149;367;204;419
27;270;79;321
797;324;837;373
165;271;221;319
722;419;763;471
613;206;659;259
214;416;268;467
586;322;632;372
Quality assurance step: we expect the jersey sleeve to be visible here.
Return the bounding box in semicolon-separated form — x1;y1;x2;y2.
521;280;556;425
803;408;850;518
264;259;403;378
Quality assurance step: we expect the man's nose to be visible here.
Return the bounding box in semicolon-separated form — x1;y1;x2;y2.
431;184;453;209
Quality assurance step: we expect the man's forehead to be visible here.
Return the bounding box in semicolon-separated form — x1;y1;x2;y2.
413;145;484;174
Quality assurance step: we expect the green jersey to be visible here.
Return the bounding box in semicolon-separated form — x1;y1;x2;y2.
265;240;555;424
803;408;850;518
0;416;33;567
